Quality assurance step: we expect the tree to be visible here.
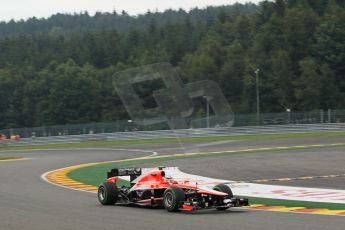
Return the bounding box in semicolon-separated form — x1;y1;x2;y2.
47;60;101;124
294;57;339;110
313;4;345;91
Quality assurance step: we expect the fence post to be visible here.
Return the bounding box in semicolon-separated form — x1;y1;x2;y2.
328;109;331;123
320;110;324;123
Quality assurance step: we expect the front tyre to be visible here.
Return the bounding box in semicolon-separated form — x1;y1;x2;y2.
163;187;185;212
213;184;233;198
98;182;119;205
213;184;233;210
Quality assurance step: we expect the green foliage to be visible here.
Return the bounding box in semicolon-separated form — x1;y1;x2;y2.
0;1;344;128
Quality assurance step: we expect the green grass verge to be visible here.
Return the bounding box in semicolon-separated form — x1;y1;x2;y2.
242;197;345;210
1;131;345;152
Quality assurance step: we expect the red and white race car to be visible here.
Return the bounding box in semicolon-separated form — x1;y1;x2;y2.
98;167;249;212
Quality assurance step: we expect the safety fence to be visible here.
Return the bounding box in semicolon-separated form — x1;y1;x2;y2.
1;109;345;139
1;123;344;147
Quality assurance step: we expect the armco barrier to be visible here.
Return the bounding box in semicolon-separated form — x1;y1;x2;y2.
2;109;345;138
1;123;344;147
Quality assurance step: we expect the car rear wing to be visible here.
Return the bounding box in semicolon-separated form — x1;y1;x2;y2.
107;168;142;182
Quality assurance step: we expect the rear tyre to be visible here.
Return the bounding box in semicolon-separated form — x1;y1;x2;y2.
213;184;233;210
163;187;185;212
98;182;119;205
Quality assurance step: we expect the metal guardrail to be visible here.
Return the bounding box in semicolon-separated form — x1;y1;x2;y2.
1;123;344;147
2;110;345;139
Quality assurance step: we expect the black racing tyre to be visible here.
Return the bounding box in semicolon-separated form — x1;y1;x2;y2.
213;184;233;210
98;182;119;205
213;184;233;198
163;187;185;212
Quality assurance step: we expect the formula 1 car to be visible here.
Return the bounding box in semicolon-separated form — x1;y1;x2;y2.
97;167;249;212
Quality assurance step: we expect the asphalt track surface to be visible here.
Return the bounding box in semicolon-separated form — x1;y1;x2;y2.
1;136;344;230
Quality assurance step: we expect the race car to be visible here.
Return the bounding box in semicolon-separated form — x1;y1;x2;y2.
97;167;249;212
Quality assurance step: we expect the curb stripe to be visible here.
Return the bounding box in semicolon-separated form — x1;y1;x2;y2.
0;157;27;162
248;204;345;216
